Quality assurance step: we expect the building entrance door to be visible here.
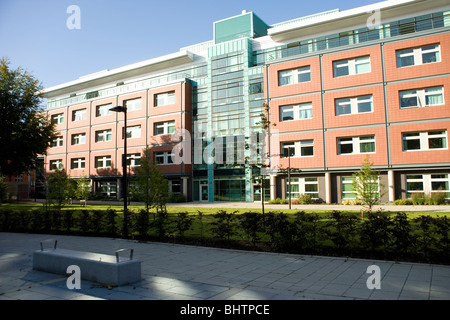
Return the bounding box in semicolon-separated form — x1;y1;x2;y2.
200;184;209;202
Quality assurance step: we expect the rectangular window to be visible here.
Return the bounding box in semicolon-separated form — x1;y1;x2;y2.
333;56;371;77
51;113;64;124
342;176;379;200
155;120;175;135
154;151;174;165
396;44;441;68
126;154;141;167
406;174;450;199
124;98;142;112
72;109;86;121
338;135;375;155
71;158;85;170
99;181;117;198
335;95;373;116
95;129;112;142
399;86;444;109
71;133;86;145
95;156;111;168
96;104;112;117
124;125;141;139
155;91;175;106
52;136;63;147
280;103;313;121
286;177;319;199
278;66;311;86
402;130;447;151
50;160;63;171
281;140;314;158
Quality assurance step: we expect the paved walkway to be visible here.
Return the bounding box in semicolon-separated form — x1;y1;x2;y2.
0;232;449;301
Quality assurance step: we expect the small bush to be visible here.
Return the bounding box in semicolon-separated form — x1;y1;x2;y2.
298;194;313;204
394;199;413;205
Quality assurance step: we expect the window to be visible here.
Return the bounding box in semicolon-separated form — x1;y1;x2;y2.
96;104;112;117
333;56;371;77
406;174;450;198
338;135;375;155
169;180;182;194
50;160;63;171
52;136;63;147
342;176;380;200
72;109;86;121
51;113;64;124
286;177;319;199
335;95;373;116
126;154;141;167
99;181;117;198
396;44;441;68
124;125;141;139
281;140;314;158
399;86;444;109
71;133;86;145
124;98;142;112
280;103;313;121
154;151;174;165
71;158;85;169
95;129;112;142
402;130;447;151
155;91;175;106
278;66;311;86
95;156;111;168
155;120;175;135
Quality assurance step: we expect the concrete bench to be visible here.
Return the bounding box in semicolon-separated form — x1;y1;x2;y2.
32;240;141;286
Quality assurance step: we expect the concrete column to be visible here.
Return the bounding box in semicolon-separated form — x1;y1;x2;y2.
388;170;395;202
325;172;331;204
182;177;188;199
270;174;277;201
281;178;286;200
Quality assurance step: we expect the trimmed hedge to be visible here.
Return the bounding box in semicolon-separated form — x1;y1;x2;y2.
0;209;448;265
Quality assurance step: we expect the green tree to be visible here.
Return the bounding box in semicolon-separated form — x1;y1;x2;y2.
130;147;169;213
75;175;91;206
0;176;8;203
46;169;74;210
352;155;386;212
0;58;55;176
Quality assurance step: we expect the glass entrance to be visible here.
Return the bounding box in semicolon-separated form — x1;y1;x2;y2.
200;184;209;201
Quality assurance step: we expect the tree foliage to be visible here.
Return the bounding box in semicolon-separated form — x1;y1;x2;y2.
352;155;386;211
0;58;56;176
130;147;169;213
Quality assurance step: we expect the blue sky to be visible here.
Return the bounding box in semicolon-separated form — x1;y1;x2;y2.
0;0;381;89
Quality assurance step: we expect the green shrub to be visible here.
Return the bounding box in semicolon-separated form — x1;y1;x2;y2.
298;194;313;204
394;199;413;205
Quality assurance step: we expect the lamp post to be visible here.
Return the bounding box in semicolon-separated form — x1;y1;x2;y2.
109;105;128;237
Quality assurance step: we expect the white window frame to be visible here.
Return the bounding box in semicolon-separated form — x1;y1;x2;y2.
281;140;314;158
71;133;86;145
335;95;373;116
124;98;142;112
396;44;441;68
72;109;86;121
71;158;85;170
333;56;371;78
155;120;176;135
342;176;380;200
278;66;311;86
52;136;63;147
337;135;376;155
50;159;63;171
125;125;141;139
406;174;450;199
286;177;319;199
95;156;111;168
96;104;112;117
155;151;174;165
402;130;448;151
399;86;444;109
155;91;176;106
127;153;141;167
280;103;313;121
51;113;64;124
95;129;112;143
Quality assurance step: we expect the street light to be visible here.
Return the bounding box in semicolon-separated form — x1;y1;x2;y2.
109;105;128;237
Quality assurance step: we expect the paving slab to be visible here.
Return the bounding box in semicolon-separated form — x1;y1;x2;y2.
0;232;449;302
